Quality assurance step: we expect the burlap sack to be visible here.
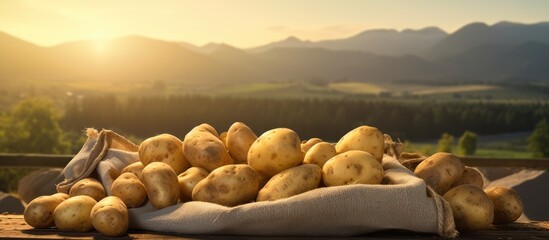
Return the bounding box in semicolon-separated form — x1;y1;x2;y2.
57;129;457;238
56;129;139;195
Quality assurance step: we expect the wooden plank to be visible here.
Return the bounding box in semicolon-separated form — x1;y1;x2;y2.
0;154;73;168
1;214;548;239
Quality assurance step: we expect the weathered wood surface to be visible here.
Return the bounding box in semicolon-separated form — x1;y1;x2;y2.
1;214;548;240
2;153;549;169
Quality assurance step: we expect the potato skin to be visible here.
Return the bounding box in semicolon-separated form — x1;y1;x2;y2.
69;178;106;201
121;162;145;179
91;196;129;237
227;122;258;164
24;195;66;228
301;138;323;153
322;150;383;186
192;164;260;207
443;184;494;231
248;128;303;178
53;195;97;232
303;142;336;169
178;167;209;202
485;186;523;224
183;125;234;172
141;162;180;209
335;126;384;162
257;164;321;201
414;152;465;195
452;166;484;189
111;172;147;208
139;134;190;174
51;192;70;200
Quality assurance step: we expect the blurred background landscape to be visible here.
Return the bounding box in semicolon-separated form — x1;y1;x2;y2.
1;1;549;197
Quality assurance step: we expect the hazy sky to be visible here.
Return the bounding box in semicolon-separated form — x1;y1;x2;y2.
1;0;548;48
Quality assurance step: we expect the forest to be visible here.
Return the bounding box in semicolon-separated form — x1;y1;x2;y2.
62;95;549;141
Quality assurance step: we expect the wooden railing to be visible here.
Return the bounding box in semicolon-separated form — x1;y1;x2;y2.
1;153;549;169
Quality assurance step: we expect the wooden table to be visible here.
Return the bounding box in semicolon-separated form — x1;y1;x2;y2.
1;214;548;239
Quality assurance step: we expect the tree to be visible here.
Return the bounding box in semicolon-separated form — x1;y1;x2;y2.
0;98;70;193
437;133;454;153
528;119;549;157
0;98;70;154
458;131;478;156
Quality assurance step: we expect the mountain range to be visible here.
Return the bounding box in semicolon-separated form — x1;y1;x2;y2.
1;21;548;85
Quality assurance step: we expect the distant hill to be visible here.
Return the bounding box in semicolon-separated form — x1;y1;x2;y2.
247;27;447;56
0;33;255;84
2;21;549;85
442;41;549;80
426;21;549;59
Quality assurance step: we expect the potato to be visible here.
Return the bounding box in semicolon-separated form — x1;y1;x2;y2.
452;166;484;189
219;131;228;147
121;162;145;179
51;192;70;200
141;162;180;209
139;134;190;174
248;128;303;178
301;138;323;153
192;164;260;207
24;194;66;228
111;172;147;208
178;167;209;202
335;125;384;162
183;125;234;172
69;178;106;201
485;186;523;224
195;123;220;138
257;164;321;201
53;195;97;232
303;142;336;169
322;150;383;186
226;122;258;164
91;196;129;237
414;152;465;195
443;184;494;231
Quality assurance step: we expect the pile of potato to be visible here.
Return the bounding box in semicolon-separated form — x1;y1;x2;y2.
413;152;524;231
23;123;385;236
23;122;524;236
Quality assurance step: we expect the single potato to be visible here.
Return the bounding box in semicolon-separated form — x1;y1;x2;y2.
141;162;180;209
178;167;209;202
91;196;129;237
301;138;323;153
139;134;190;174
51;192;70;200
219;131;228;148
414;152;465;195
193;164;260;206
111;172;147;208
194;123;219;138
226;122;258;164
183;125;234;172
335;125;385;162
257;164;321;201
53;195;97;232
69;178;106;201
452;166;484;189
485;186;524;224
443;184;494;231
24;194;66;228
322;150;383;186
248;128;303;178
121;162;145;179
303;142;336;169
